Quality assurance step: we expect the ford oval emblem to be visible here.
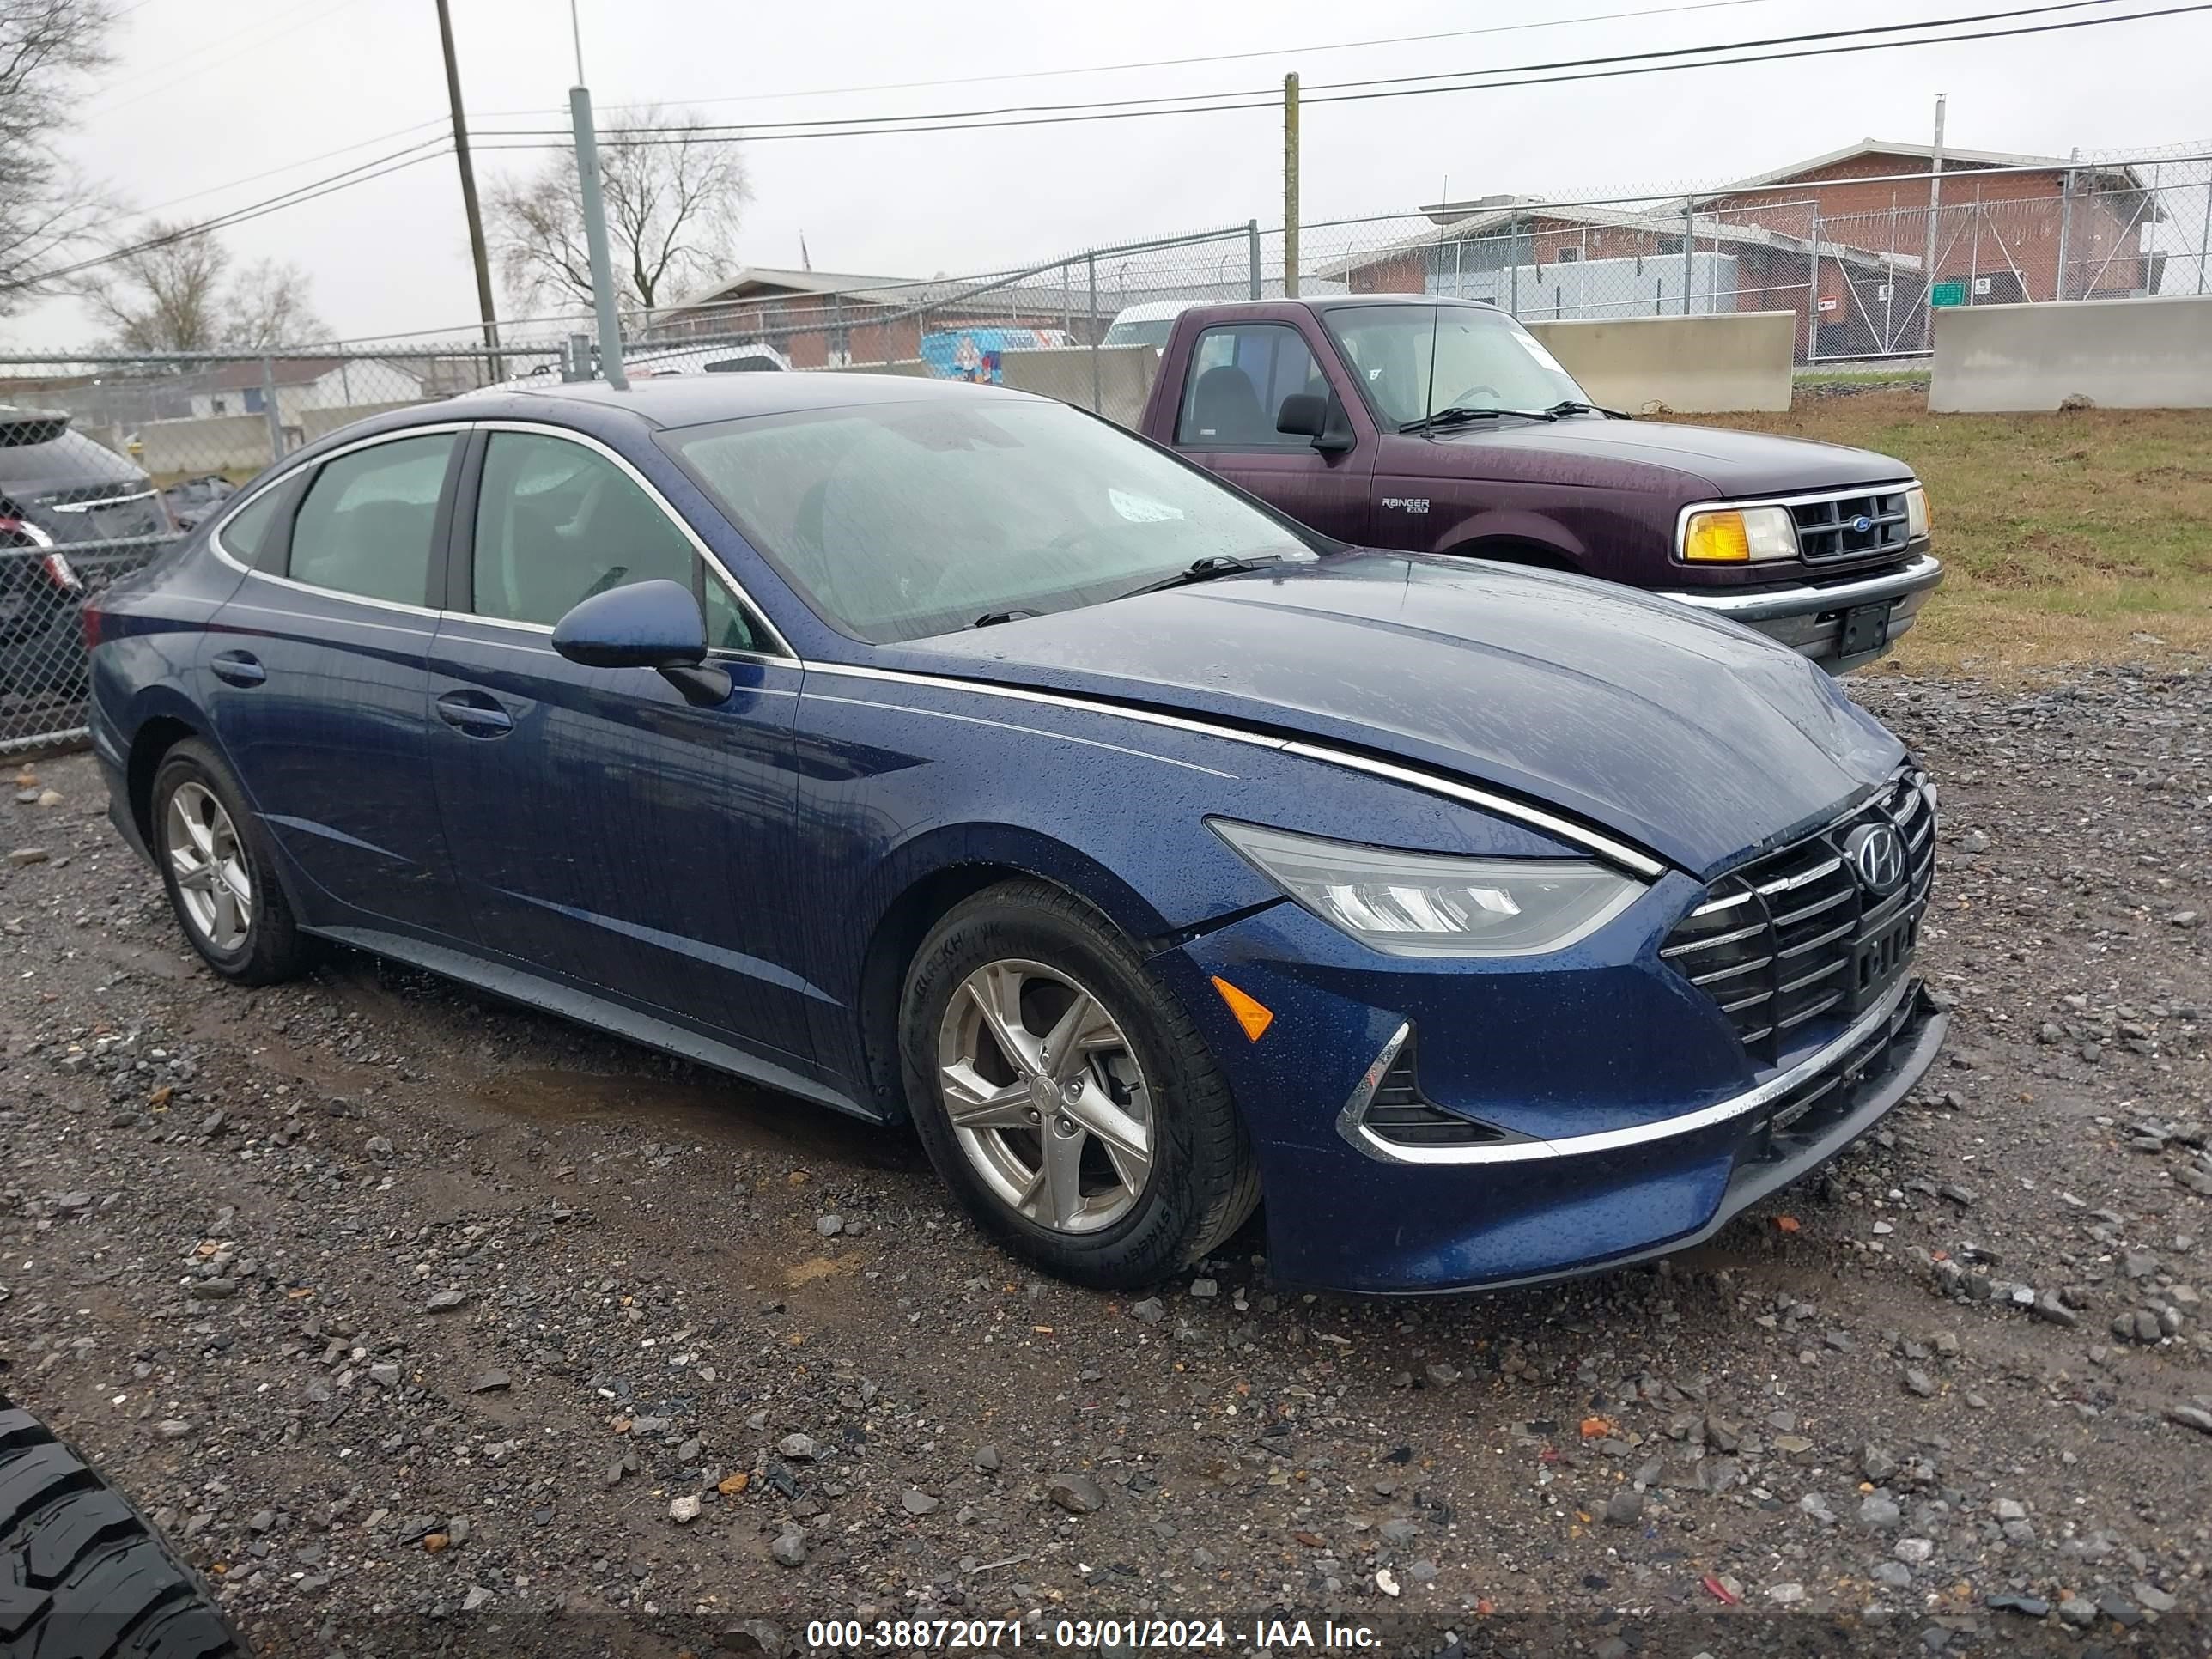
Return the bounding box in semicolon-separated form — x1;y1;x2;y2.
1850;514;1875;533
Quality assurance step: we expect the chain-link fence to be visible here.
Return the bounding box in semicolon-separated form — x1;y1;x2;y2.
4;144;2206;753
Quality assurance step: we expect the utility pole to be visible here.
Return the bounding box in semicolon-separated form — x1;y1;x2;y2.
568;1;627;389
1920;92;1947;349
434;0;501;377
1283;74;1300;300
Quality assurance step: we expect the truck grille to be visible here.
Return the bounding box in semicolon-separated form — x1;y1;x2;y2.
1660;771;1935;1064
1790;488;1912;564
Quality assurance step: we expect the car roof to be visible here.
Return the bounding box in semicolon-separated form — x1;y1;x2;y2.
443;369;1042;430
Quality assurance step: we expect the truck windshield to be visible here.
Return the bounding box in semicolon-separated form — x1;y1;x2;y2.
665;398;1316;644
1323;305;1588;429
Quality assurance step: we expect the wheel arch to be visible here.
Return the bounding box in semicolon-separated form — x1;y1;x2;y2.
1443;533;1585;574
847;826;1176;1122
125;712;202;848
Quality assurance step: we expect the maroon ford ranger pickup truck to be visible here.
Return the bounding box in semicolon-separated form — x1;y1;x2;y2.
1137;295;1940;671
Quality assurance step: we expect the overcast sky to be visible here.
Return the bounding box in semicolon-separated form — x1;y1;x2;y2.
15;0;2211;349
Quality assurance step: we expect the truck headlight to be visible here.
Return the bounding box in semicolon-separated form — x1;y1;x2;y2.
1680;504;1798;563
1905;483;1931;539
1209;820;1644;957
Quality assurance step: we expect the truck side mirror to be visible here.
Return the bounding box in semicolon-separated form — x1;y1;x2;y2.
1277;392;1354;455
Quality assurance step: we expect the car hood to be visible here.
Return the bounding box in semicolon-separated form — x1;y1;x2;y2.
889;553;1905;878
1423;415;1915;498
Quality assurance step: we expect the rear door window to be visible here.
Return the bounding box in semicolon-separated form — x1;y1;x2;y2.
1175;324;1326;448
286;434;458;605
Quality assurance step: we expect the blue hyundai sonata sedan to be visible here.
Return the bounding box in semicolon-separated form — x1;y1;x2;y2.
86;374;1944;1294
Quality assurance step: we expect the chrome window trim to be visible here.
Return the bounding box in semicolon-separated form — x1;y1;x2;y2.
206;422;471;617
805;662;1665;878
473;420;793;660
203;419;794;659
1671;478;1924;564
1339;974;1914;1166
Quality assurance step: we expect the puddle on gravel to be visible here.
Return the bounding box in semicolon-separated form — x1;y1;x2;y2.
466;1065;920;1168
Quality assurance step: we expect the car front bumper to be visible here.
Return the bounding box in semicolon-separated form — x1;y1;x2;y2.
1158;889;1947;1295
1659;553;1942;673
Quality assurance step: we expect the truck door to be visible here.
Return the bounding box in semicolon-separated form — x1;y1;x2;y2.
1168;320;1374;544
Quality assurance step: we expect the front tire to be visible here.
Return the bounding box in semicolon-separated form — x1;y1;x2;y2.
899;879;1259;1289
149;738;312;986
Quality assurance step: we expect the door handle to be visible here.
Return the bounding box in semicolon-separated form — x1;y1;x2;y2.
210;650;265;687
434;690;515;738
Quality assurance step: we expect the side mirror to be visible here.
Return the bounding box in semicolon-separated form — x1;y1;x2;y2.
551;578;730;707
1276;392;1355;455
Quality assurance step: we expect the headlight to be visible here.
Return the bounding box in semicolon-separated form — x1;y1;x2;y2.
1210;820;1645;957
1680;504;1798;563
1905;483;1931;539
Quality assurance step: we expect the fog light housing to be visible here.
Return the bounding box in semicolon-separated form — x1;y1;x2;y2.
1680;504;1798;563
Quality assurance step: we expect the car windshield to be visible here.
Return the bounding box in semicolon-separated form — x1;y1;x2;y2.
665;398;1316;643
1323;304;1589;428
1101;318;1177;349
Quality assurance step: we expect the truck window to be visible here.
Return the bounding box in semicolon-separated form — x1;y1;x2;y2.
1175;324;1327;448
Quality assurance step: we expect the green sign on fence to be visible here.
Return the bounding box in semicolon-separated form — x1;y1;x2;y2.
1930;281;1968;308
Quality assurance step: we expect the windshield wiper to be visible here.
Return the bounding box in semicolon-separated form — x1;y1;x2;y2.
1546;398;1632;420
1400;404;1559;434
969;607;1042;629
1115;553;1289;600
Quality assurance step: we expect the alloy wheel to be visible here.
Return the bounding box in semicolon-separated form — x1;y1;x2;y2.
935;958;1154;1234
166;781;254;953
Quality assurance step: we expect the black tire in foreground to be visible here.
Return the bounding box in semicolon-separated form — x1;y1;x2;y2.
1;1394;246;1659
900;878;1261;1290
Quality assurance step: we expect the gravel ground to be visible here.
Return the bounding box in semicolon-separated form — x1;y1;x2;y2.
3;666;2209;1658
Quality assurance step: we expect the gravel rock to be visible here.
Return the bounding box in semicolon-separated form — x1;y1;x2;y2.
1047;1472;1106;1514
669;1495;702;1524
901;1488;939;1515
777;1433;822;1461
771;1526;807;1567
1602;1487;1643;1527
815;1214;843;1237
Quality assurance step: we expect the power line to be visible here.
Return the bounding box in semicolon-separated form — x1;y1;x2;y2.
4;143;453;292
467;0;1796;121
472;0;2145;141
132;117;454;218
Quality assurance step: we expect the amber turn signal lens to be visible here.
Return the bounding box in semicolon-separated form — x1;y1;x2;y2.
1210;975;1274;1042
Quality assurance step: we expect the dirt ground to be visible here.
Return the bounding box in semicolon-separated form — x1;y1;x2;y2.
3;665;2209;1658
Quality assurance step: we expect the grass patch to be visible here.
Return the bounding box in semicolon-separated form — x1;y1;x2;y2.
1682;391;2212;676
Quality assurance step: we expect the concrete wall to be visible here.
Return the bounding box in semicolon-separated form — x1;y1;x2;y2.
1524;310;1796;412
137;415;275;477
1931;295;2212;411
823;346;1160;425
998;345;1158;426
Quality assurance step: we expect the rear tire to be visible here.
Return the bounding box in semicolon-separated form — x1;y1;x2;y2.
899;878;1260;1290
0;1393;247;1659
149;739;313;987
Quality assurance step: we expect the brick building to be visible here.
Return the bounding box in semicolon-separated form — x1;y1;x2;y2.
1696;139;2160;354
647;266;1096;369
1327;138;2160;359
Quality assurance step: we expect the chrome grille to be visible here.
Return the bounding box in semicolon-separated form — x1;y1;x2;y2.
1790;488;1912;564
1661;771;1935;1063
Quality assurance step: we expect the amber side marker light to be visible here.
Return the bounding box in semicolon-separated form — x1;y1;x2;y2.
1210;976;1274;1042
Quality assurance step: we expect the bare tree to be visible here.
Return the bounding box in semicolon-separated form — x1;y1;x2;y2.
76;222;328;352
221;256;328;349
76;220;228;350
486;106;748;317
0;0;117;313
